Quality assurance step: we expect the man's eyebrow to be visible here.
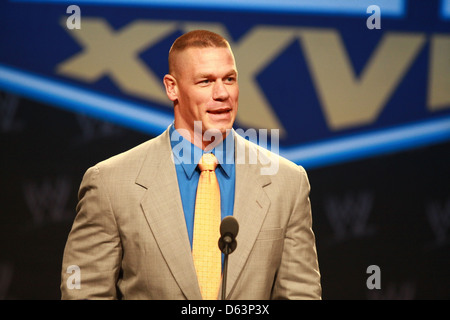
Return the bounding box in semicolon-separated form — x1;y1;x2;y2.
226;70;238;77
195;70;237;78
195;73;212;79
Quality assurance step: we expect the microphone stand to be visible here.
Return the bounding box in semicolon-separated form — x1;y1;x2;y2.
218;216;238;300
221;242;231;300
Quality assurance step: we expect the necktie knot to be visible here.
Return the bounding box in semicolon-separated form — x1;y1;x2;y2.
198;153;218;172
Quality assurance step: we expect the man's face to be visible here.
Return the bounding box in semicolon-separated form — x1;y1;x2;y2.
165;47;239;146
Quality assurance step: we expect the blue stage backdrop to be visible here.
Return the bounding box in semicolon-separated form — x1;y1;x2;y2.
0;0;449;299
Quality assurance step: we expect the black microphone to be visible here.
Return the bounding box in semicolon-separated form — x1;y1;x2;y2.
218;216;239;300
218;216;239;254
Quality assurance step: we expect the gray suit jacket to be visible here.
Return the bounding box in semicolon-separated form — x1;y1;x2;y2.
60;127;321;300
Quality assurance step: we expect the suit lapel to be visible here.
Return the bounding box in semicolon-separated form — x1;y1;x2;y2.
136;129;202;300
224;134;271;298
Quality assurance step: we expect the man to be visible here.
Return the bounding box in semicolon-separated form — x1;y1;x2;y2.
60;30;321;300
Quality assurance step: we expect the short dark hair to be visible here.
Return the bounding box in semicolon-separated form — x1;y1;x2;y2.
168;30;230;74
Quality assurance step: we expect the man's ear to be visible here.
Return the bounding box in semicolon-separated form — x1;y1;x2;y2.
163;74;178;102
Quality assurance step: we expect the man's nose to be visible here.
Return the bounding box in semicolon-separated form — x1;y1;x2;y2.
212;80;230;101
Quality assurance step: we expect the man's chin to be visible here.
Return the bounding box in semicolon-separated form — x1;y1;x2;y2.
204;125;232;136
199;124;230;146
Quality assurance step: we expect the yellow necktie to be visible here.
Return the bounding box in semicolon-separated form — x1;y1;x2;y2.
192;153;221;300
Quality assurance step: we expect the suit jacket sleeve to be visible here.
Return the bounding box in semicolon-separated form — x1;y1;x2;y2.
271;166;322;299
61;165;122;300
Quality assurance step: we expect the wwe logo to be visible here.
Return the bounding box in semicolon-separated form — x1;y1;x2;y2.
0;92;22;132
426;199;450;245
76;114;123;142
0;261;14;300
367;281;416;300
324;191;375;240
23;176;73;226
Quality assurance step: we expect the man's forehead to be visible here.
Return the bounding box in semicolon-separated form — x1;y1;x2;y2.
175;47;236;75
184;46;234;62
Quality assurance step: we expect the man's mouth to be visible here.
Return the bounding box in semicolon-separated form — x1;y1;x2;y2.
207;108;231;115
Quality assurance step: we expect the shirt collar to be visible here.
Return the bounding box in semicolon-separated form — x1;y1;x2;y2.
169;123;234;179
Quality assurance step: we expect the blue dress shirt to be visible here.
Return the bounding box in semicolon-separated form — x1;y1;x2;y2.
169;124;236;248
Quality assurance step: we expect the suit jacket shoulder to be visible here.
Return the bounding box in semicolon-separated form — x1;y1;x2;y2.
234;131;307;179
93;128;170;173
